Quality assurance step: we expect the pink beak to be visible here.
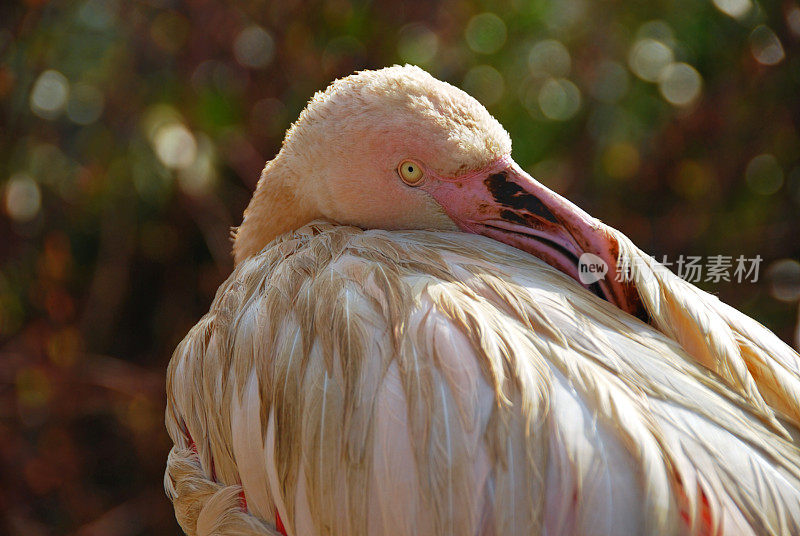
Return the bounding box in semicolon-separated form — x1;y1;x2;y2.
426;156;645;319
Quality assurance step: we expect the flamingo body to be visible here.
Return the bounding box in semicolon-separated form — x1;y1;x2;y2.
165;66;800;535
166;222;800;536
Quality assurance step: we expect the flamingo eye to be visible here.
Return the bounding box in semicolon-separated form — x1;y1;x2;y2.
398;160;424;185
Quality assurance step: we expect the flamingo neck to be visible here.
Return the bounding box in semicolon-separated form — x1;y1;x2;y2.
233;156;319;265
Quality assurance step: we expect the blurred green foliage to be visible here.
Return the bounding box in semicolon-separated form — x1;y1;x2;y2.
1;0;799;534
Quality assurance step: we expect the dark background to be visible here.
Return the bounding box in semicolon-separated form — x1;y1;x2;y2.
1;0;799;534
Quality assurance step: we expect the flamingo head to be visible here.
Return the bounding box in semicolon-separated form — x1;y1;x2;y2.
234;65;642;316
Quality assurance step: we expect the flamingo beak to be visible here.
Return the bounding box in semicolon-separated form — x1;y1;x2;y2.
427;157;645;318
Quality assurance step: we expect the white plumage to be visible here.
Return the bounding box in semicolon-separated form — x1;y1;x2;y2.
166;223;800;536
164;66;800;536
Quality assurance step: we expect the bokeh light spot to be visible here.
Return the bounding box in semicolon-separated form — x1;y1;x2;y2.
766;259;800;302
528;39;571;78
178;134;217;196
465;13;507;55
545;0;587;30
234;25;275;69
636;20;676;48
602;142;640;180
397;24;439;64
788;7;800;38
538;78;581;121
4;173;41;222
671;160;714;199
587;106;643;142
590;61;629;103
628;39;673;82
16;367;51;410
150;11;189;53
66;83;104;125
749;25;785;66
658;63;702;107
47;328;81;368
127;394;157;433
531;159;571;190
712;0;752;20
30;70;69;119
153;123;197;170
462;65;505;106
143;104;183;141
78;0;119;30
745;153;783;195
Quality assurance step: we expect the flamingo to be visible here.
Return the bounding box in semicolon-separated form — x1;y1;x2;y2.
164;65;800;536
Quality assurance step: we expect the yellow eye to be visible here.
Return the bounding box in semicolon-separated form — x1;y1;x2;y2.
398;160;424;185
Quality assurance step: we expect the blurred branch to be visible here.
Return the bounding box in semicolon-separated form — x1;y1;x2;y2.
72;489;168;536
0;350;161;397
81;352;162;398
79;201;136;351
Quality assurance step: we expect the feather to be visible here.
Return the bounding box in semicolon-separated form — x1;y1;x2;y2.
165;222;800;536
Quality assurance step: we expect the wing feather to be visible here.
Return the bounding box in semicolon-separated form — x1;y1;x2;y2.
165;222;800;536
